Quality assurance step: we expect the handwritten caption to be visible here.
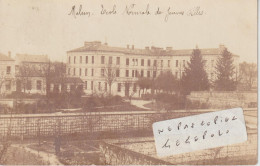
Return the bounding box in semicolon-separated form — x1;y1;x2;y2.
153;108;247;157
68;4;204;22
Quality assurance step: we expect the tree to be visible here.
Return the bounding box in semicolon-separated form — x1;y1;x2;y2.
137;77;152;97
0;71;8;96
238;62;257;90
103;63;118;95
155;71;179;94
214;48;236;91
181;48;209;95
16;63;35;93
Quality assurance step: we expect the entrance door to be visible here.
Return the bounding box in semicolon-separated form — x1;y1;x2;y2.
125;83;129;97
16;80;21;92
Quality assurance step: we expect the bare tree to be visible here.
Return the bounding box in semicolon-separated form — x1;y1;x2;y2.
0;71;8;96
238;62;257;90
16;63;35;93
103;63;119;95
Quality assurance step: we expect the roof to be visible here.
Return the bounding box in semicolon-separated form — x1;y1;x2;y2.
0;53;15;61
67;41;237;57
16;54;49;63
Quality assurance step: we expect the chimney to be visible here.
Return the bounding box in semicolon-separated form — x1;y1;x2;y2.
84;41;102;46
104;42;108;46
132;45;134;50
166;47;172;51
219;44;225;50
127;45;130;49
145;46;149;50
8;51;11;58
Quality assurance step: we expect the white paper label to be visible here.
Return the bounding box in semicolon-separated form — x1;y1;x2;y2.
152;108;247;157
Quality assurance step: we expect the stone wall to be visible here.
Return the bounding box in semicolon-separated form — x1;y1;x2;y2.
187;91;257;108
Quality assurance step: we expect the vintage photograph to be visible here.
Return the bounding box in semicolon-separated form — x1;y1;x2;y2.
0;0;257;165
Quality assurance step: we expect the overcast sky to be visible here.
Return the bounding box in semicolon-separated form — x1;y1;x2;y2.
0;0;257;63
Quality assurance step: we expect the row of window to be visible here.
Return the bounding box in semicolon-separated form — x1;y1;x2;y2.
68;56;173;67
4;80;42;91
83;81;137;92
68;68;162;78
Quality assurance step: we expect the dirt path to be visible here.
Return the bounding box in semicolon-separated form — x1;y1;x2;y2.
12;144;63;165
130;100;152;110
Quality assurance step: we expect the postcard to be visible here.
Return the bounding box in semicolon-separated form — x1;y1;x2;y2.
0;0;257;165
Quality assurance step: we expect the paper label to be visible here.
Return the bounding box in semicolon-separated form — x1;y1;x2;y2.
152;108;247;157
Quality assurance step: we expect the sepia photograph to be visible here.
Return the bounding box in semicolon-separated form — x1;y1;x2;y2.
0;0;257;165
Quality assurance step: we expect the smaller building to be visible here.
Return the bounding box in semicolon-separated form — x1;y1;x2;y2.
15;54;49;95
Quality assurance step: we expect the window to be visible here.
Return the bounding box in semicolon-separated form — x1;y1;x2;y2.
109;57;112;64
153;71;157;78
6;66;11;74
54;84;59;93
154;60;157;66
116;57;120;65
211;60;214;67
69;56;71;64
135;70;138;77
147;71;150;77
98;82;101;91
85;68;88;76
80;56;82;63
70;85;75;91
148;60;151;66
161;60;163;67
105;82;107;91
117;83;121;92
37;80;42;90
74;56;76;64
101;56;105;64
176;60;178;67
141;59;144;66
86;56;88;63
73;68;76;76
132;70;134;77
79;68;82;76
126;58;129;65
91;81;94;90
5;80;11;90
183;60;185;67
126;70;129;77
68;68;70;75
101;69;104;77
136;59;138;66
168;60;171;67
91;69;94;76
116;69;120;77
133;83;137;92
141;70;144;77
85;81;87;89
92;56;94;64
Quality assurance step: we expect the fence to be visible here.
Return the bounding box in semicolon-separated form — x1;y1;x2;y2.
0;110;210;138
0;108;256;138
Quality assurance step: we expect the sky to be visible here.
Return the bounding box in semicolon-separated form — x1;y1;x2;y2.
0;0;257;63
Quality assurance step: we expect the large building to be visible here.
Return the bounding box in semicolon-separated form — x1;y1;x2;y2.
67;41;239;97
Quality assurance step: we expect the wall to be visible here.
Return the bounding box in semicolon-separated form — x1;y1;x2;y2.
0;110;207;138
187;91;257;108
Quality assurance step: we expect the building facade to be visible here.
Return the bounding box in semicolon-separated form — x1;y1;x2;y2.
0;52;16;95
15;54;49;94
67;41;239;97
